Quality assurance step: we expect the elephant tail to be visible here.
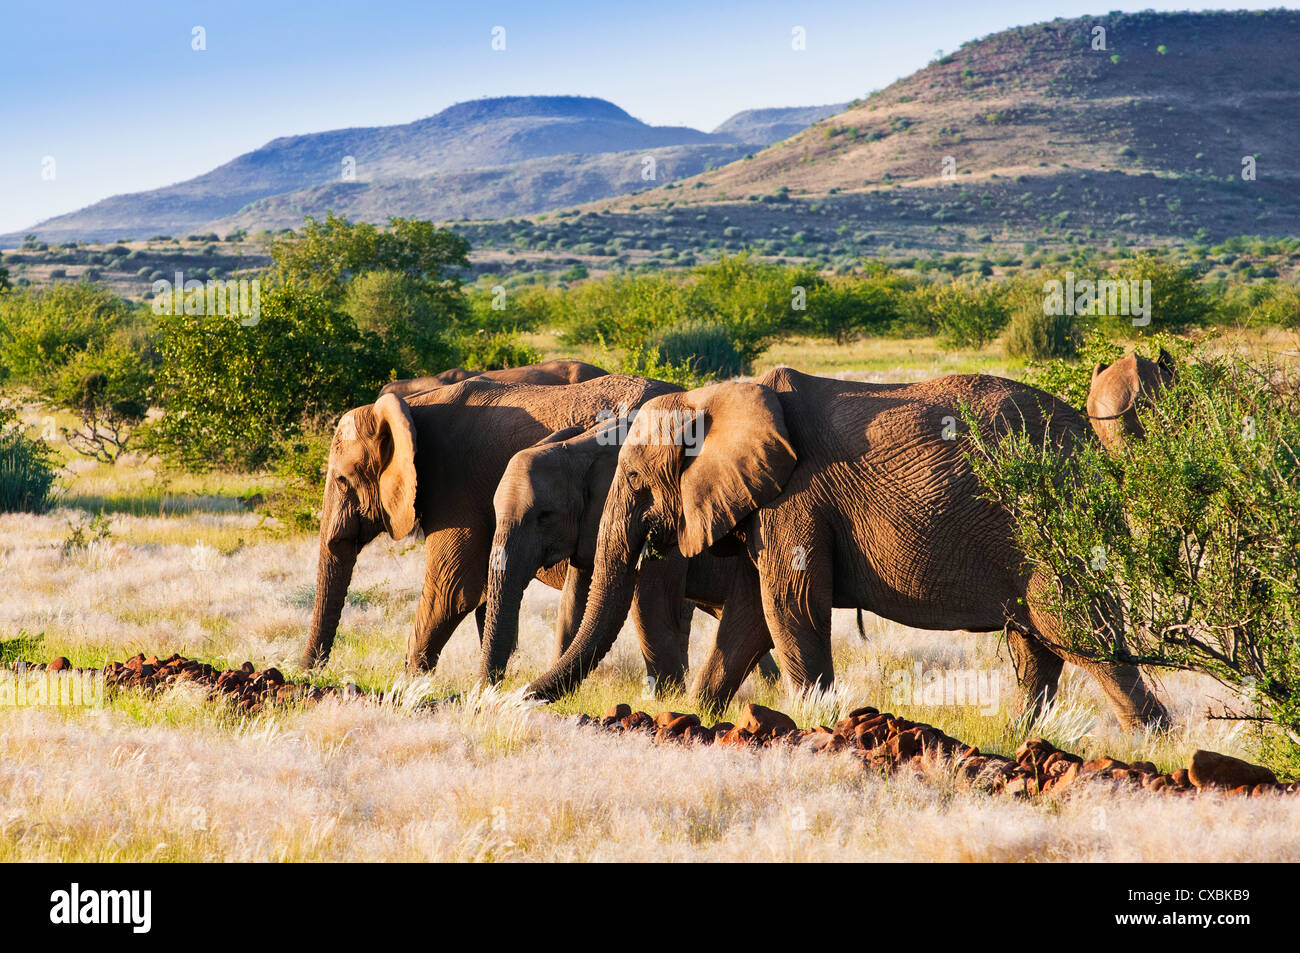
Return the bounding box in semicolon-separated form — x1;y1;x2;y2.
856;608;868;641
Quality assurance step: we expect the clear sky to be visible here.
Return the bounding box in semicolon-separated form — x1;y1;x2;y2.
0;1;1293;234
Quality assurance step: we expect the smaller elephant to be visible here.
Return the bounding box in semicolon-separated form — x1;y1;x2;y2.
480;417;780;692
381;360;606;399
1086;349;1174;450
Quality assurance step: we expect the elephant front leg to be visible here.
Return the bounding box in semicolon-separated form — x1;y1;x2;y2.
756;519;835;694
690;559;773;712
628;554;691;695
1005;629;1064;724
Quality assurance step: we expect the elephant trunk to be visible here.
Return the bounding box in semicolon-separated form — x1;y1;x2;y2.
526;488;646;701
301;479;363;669
478;537;535;684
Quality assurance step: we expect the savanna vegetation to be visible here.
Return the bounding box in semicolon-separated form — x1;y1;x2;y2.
3;215;1300;778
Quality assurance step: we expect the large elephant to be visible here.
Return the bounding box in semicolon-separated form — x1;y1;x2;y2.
1086;349;1174;451
526;367;1168;729
380;360;607;399
478;416;781;691
300;373;678;673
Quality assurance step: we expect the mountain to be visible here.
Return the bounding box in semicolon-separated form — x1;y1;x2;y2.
711;103;849;146
6;96;833;243
594;10;1300;246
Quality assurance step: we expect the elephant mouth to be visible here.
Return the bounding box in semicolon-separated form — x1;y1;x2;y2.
638;525;678;566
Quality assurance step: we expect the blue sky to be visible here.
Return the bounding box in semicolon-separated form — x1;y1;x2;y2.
0;1;1293;233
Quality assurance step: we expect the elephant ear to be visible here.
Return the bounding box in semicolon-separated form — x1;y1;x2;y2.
373;393;418;540
1091;361;1110;380
677;383;796;558
1156;347;1175;378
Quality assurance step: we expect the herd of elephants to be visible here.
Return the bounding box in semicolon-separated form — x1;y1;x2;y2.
298;350;1177;730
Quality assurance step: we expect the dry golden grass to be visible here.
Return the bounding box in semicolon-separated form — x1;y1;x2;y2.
2;499;1297;862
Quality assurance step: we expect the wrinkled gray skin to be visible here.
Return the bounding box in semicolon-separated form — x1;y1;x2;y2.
381;360;607;400
1086;349;1175;451
301;374;680;673
479;417;780;692
527;367;1168;730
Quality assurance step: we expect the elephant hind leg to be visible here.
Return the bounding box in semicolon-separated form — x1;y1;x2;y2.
1021;568;1169;731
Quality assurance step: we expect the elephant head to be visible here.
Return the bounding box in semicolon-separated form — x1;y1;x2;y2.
301;392;419;668
1086;349;1174;450
526;383;796;700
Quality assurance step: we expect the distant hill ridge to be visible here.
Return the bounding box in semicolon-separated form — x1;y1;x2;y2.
7;96;845;243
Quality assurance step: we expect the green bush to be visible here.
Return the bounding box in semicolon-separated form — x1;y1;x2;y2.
262;426;332;533
456;330;540;371
966;354;1300;774
1003;283;1079;359
150;283;390;469
0;406;57;513
907;279;1010;349
0;283;133;384
342;269;457;375
653;319;742;379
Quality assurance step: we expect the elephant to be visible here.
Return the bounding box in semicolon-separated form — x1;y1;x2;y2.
1086;349;1174;451
380;360;607;399
478;416;781;692
300;373;680;674
526;367;1168;730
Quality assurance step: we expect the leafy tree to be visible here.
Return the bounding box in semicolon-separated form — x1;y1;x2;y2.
342;269;457;375
0;283;132;383
150;283;389;469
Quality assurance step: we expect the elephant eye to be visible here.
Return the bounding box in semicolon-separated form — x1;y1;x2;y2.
625;470;642;489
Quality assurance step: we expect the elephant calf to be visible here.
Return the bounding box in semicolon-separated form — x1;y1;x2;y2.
480;416;780;692
527;367;1168;730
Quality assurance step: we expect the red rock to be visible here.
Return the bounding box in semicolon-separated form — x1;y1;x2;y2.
1170;768;1190;787
888;729;922;761
624;711;654;732
1129;760;1158;775
1015;737;1056;763
717;727;756;748
1187;750;1277;790
846;706;878;720
662;714;701;736
604;703;632;721
739;703;797;737
261;667;285;686
653;711;690;729
711;721;735;736
681;725;713;745
240;661;254;675
48;657;71;671
1083;757;1128;773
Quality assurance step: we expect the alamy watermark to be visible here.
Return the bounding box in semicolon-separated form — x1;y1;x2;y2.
151;271;261;326
595;403;703;455
0;663;105;708
889;662;1000;715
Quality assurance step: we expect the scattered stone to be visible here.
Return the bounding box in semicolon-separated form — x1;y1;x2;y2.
1188;750;1278;790
739;703;797;738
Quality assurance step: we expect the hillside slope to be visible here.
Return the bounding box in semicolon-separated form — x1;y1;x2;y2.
596;10;1300;245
